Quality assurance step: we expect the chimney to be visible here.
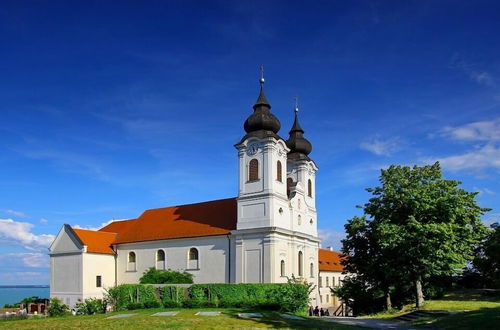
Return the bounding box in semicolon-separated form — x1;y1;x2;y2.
326;246;333;251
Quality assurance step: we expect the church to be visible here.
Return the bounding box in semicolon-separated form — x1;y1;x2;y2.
48;76;345;309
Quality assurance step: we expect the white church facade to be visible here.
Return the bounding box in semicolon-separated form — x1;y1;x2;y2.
49;77;344;310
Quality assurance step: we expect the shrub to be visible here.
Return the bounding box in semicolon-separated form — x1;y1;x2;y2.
159;286;186;307
47;298;69;317
105;284;160;311
276;276;311;313
143;300;161;308
187;283;303;312
139;267;193;284
75;298;106;315
126;302;144;310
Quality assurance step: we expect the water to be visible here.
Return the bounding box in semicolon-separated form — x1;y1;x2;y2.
0;286;49;306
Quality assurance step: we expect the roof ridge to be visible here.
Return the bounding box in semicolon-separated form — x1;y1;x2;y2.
141;197;237;212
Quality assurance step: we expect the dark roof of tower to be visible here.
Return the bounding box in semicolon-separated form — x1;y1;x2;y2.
238;84;284;144
286;111;312;160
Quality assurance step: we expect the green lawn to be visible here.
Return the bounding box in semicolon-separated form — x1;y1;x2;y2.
0;308;367;329
365;290;500;330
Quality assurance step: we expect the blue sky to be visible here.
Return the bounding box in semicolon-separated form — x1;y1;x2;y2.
1;0;499;285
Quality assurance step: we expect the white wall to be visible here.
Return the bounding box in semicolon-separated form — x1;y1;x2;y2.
82;253;116;300
116;235;230;284
50;253;83;308
317;270;346;309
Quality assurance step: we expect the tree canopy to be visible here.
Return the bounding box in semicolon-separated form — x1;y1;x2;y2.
339;162;489;310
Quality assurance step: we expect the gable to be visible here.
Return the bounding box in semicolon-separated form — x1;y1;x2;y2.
49;224;84;254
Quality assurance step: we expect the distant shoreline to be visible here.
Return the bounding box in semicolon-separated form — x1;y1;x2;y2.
0;285;49;289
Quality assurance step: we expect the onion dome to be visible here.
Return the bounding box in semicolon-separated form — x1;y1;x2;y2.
286;107;312;160
243;86;281;134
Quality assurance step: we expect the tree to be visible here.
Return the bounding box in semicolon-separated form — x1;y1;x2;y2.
473;222;500;288
340;215;398;311
342;162;488;308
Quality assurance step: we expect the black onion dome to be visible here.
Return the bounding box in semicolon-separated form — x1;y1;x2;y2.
286;112;312;159
243;87;281;134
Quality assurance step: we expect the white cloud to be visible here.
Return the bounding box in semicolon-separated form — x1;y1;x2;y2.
451;54;496;87
318;228;345;252
360;137;402;156
4;209;27;218
73;219;116;231
430;144;500;172
474;187;496;195
0;253;49;268
442;118;500;142
483;213;500;226
0;219;55;250
39;218;48;224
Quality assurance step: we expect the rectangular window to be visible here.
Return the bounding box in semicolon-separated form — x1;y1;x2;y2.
96;275;102;287
320;295;323;303
326;294;329;302
326;276;329;287
319;276;322;287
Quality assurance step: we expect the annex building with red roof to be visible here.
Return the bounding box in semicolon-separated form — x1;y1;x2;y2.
48;78;344;309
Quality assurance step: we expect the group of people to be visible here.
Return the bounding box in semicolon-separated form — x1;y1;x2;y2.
308;306;330;317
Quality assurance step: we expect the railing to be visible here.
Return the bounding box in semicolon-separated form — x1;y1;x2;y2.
333;303;353;316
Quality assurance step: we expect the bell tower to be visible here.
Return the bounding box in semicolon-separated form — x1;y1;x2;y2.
235;69;290;230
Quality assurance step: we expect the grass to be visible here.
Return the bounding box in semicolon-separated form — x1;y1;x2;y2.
364;289;500;329
0;308;367;329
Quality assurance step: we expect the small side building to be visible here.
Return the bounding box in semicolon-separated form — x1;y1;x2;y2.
48;225;116;307
317;248;345;310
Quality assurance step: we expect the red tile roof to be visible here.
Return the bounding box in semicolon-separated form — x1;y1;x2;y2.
72;229;117;255
108;198;237;244
318;248;344;272
100;218;136;234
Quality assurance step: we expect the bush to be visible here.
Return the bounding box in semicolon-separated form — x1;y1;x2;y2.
143;300;161;308
75;298;106;315
105;284;160;311
47;298;69;317
126;302;144;310
187;283;306;312
140;268;194;284
277;276;311;313
159;286;186;307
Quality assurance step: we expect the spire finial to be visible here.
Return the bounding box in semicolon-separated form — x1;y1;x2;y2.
294;96;299;113
259;64;265;86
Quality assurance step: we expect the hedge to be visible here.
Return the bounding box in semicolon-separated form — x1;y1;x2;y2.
105;284;159;311
188;283;282;309
106;281;309;313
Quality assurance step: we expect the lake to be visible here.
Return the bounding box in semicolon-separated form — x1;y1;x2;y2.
0;286;50;306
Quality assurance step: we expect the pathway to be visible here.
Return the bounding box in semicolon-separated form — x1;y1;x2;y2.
324;316;438;330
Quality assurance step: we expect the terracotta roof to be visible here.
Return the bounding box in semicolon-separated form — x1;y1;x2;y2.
318;248;343;272
72;229;116;254
99;218;136;235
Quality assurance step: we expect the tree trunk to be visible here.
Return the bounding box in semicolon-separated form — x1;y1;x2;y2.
415;276;424;308
385;291;392;310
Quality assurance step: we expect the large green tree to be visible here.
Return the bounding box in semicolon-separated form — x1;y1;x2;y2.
342;162;488;308
473;223;500;288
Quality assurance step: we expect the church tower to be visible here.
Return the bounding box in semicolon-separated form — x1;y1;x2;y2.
232;70;320;293
234;73;290;231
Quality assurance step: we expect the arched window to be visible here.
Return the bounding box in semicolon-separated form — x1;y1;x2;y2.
298;215;302;225
310;262;314;278
298;251;303;277
156;250;165;270
280;260;285;277
307;179;312;197
188;248;199;269
127;252;136;271
249;159;259;181
287;178;293;197
277;161;282;182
